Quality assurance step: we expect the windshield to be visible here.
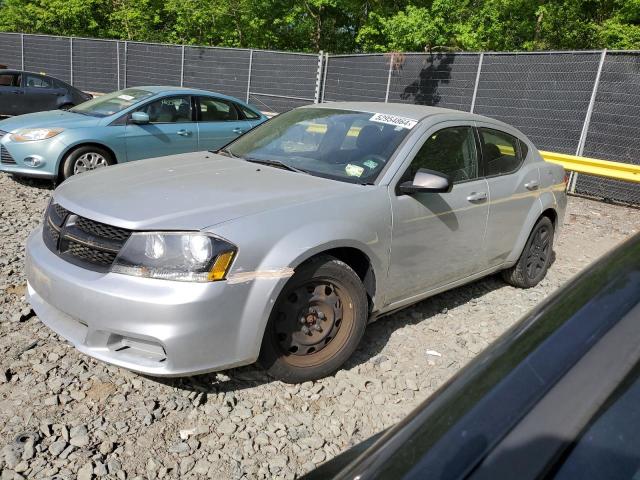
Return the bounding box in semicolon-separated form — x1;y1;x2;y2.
70;88;154;117
225;108;415;184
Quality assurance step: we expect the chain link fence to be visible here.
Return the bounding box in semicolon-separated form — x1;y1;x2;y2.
0;31;638;204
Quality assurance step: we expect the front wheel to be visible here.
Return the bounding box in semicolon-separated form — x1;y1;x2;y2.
259;256;368;383
502;216;554;288
61;145;114;180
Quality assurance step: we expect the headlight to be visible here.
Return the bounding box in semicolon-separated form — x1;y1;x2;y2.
11;128;65;142
111;232;236;282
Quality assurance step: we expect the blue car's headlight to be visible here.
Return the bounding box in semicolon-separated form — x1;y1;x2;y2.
111;232;237;282
11;128;65;142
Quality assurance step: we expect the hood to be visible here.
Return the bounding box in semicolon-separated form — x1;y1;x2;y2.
54;152;360;231
0;110;101;132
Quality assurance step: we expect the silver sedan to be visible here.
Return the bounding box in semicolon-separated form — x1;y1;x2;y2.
25;103;567;383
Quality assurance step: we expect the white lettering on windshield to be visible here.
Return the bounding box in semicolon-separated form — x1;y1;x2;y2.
369;113;417;129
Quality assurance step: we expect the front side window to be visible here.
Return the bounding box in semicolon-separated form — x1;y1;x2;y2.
25;75;51;88
199;97;239;122
0;74;20;87
71;88;154;117
225;108;412;184
479;128;523;176
406;126;478;183
136;96;192;123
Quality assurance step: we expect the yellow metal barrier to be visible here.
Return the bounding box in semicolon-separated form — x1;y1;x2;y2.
540;151;640;184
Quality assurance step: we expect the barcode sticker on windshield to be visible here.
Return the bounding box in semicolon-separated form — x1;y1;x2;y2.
369;113;417;129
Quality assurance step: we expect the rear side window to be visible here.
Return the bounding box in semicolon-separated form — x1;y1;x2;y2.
0;74;20;87
407;126;478;183
478;128;524;176
198;97;239;122
239;104;260;120
25;75;52;88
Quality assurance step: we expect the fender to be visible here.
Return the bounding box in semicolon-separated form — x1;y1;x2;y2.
504;191;558;266
209;189;392;362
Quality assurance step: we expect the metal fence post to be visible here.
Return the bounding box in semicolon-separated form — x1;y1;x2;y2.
314;50;324;103
116;41;120;90
384;53;393;103
246;49;254;103
180;45;185;87
470;52;484;113
124;41;128;89
570;49;607;192
321;52;329;103
69;37;74;85
20;33;24;70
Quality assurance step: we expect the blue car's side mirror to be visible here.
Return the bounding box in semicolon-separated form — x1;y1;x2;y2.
131;111;150;124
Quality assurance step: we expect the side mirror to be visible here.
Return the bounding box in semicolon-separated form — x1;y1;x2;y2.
399;168;452;195
131;111;150;124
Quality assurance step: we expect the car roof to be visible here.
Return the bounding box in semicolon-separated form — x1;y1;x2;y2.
129;86;249;104
0;69;55;77
305;101;510;126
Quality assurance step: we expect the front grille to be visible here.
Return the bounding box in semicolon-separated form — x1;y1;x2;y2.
43;203;132;272
64;240;118;266
75;216;130;242
0;130;7;138
0;145;16;165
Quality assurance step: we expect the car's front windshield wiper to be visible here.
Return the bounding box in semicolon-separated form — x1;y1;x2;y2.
215;147;239;158
244;157;309;174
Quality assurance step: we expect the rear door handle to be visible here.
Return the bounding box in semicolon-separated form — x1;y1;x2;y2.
525;180;539;190
233;128;245;134
467;192;487;203
177;129;192;137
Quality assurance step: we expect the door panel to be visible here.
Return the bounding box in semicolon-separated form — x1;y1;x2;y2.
125;95;198;161
478;126;540;268
23;74;61;113
0;73;22;115
386;124;489;303
196;96;251;150
387;179;490;301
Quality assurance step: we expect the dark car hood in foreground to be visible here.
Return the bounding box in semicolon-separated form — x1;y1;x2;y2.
54;152;361;231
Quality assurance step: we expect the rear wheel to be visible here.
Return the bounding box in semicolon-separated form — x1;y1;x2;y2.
502;216;554;288
61;145;114;180
259;256;368;383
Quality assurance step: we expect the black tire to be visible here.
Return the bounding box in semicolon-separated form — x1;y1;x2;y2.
502;216;554;288
259;255;368;383
61;145;114;180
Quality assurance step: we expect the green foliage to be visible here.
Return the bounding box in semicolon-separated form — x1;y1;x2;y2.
1;0;639;52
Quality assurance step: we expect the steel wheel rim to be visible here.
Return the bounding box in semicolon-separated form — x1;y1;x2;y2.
525;225;550;280
74;152;108;174
273;279;352;363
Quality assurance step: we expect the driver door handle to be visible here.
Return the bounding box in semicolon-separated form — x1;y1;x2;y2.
525;180;539;190
177;129;192;137
467;191;487;203
233;128;245;134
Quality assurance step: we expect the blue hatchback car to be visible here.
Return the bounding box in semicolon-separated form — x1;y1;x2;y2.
0;86;267;180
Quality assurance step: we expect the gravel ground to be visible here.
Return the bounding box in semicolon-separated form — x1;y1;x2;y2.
0;172;638;480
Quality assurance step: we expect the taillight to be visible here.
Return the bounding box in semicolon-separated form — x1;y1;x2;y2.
563;172;570;186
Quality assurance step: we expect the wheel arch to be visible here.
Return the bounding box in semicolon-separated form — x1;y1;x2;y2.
56;142;118;178
295;246;377;313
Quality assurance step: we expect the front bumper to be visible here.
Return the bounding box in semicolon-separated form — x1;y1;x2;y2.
0;135;66;178
26;226;286;376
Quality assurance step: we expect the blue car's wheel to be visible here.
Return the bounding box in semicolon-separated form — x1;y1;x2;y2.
61;146;114;180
